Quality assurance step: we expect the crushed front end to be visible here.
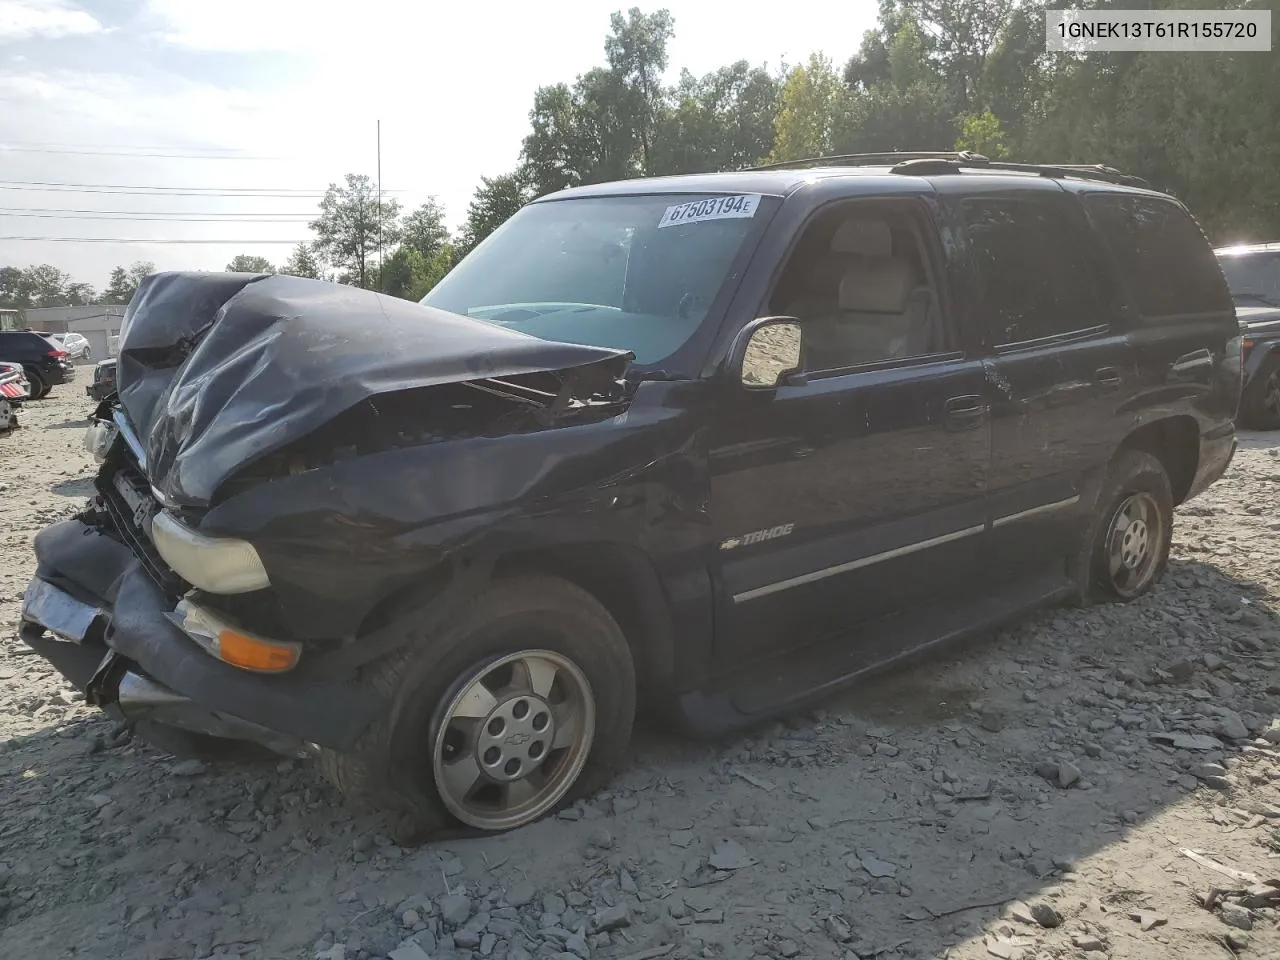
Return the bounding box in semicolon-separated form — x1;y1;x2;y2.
18;271;634;759
21;403;382;756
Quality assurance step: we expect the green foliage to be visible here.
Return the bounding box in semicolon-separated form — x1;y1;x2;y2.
280;243;324;280
955;109;1009;158
401;200;450;261
457;172;534;258
376;244;456;302
0;265;97;308
103;262;155;306
309;173;402;289
768;54;846;163
225;254;277;274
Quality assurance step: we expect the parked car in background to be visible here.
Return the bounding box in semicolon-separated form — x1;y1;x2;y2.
20;153;1240;840
1216;241;1280;429
48;332;92;361
0;329;75;399
0;360;28;431
86;358;117;403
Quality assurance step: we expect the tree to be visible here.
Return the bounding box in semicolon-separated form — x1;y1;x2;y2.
103;261;156;306
458;172;533;257
767;54;846;162
308;173;402;289
280;242;324;280
225;254;276;274
376;244;457;301
21;264;71;307
400;200;450;261
651;62;782;174
0;266;31;308
955;109;1010;157
603;7;675;173
64;282;97;306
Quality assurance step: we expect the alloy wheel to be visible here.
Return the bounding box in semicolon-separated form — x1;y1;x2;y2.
1103;491;1163;598
431;649;596;830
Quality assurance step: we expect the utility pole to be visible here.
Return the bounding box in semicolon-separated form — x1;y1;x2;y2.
376;119;383;293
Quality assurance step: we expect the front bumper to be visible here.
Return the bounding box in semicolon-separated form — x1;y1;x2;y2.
20;518;383;753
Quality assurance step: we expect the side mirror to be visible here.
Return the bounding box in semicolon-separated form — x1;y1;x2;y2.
735;317;804;389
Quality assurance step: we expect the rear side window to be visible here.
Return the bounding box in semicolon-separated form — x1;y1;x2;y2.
1084;194;1230;317
961;197;1107;345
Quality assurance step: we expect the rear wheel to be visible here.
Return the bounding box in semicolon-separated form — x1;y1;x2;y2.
319;574;636;841
1086;450;1173;602
0;398;14;431
24;367;48;400
1240;355;1280;431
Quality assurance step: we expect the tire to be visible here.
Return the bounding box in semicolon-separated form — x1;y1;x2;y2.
24;368;48;400
130;719;279;763
1084;449;1173;603
319;574;636;842
0;398;13;432
1240;356;1280;431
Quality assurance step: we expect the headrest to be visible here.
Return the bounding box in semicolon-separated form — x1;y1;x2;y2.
831;218;892;256
838;257;913;313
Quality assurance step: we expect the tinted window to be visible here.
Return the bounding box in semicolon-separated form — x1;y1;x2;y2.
768;204;947;371
1218;250;1280;309
1085;194;1230;317
962;198;1105;344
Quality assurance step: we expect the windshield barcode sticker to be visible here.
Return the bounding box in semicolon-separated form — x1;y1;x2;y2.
658;194;762;229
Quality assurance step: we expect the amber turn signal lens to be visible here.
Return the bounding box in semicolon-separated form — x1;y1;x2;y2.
217;630;300;673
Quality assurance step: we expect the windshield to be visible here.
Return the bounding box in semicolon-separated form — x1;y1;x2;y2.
423;193;769;365
1218;251;1280;308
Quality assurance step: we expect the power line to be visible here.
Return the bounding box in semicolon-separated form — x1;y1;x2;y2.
0;207;314;217
0;138;259;152
0;237;305;244
3;212;313;222
0;145;283;160
0;179;408;194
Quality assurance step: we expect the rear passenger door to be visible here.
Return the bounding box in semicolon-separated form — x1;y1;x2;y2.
939;179;1131;585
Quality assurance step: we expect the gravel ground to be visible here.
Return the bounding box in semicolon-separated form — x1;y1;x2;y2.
3;388;1280;960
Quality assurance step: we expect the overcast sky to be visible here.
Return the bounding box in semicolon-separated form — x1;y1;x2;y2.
0;0;877;290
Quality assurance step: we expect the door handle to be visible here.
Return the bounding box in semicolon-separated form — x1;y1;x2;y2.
944;395;989;429
1094;366;1123;389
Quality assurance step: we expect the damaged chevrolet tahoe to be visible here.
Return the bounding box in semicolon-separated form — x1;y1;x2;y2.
21;153;1242;838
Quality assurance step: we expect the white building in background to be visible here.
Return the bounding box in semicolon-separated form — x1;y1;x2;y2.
22;305;127;360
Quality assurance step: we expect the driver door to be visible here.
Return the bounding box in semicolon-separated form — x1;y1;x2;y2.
707;197;992;665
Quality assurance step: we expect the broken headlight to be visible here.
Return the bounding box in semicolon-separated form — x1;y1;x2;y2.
151;512;270;594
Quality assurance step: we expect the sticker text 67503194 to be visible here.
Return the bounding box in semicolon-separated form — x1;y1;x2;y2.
657;194;762;229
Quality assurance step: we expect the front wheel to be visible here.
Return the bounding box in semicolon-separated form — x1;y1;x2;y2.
319;574;636;840
1086;450;1173;602
1240;356;1280;431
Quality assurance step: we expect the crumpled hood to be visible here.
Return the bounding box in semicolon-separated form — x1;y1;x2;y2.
116;272;632;506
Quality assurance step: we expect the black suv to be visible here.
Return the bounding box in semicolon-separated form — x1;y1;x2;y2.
20;153;1241;839
0;329;76;398
1216;241;1280;429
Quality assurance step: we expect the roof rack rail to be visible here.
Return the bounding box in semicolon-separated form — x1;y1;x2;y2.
890;155;1149;188
747;150;1148;188
749;151;963;171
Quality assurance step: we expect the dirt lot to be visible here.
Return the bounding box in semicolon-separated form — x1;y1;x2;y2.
3;388;1280;960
